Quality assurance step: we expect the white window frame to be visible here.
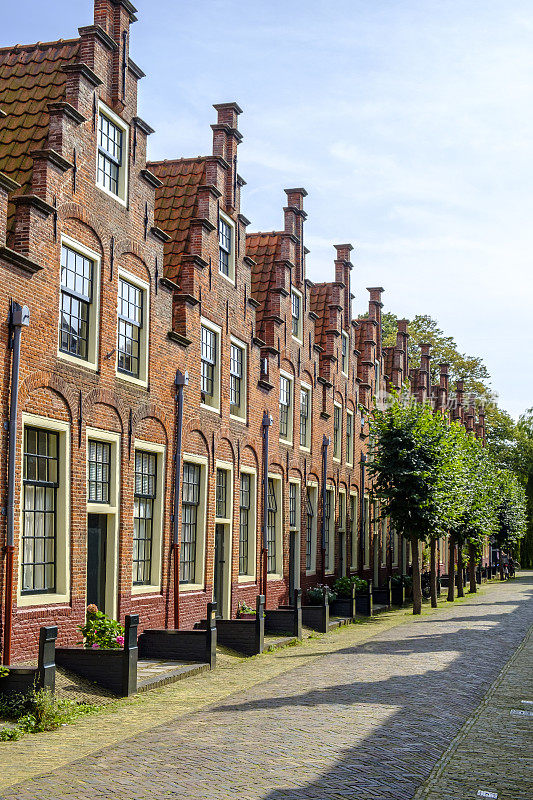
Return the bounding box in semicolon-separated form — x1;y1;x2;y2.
346;410;354;466
218;210;236;284
299;382;312;452
96;101;129;206
200;317;221;413
333;402;342;462
391;524;398;568
116;268;150;389
279;370;294;445
305;482;318;576
132;439;165;596
238;466;257;583
325;486;335;575
85;427;121;616
381;515;388;567
338;488;347;577
229;335;247;422
214;460;234;618
267;473;283;580
363;494;370;569
291;287;303;342
180;453;208;591
18;414;71;608
341;331;349;376
350;490;359;570
57;235;101;372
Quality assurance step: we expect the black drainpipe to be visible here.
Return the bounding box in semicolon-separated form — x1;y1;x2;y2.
321;435;330;580
261;411;272;603
4;302;30;665
173;369;188;629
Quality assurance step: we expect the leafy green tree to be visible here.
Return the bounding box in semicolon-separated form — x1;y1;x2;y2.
493;469;528;578
368;395;451;614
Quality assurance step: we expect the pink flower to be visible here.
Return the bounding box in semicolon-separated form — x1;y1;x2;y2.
91;643;100;649
116;635;124;646
87;604;98;615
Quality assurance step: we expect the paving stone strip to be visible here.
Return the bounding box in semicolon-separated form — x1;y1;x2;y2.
1;576;531;800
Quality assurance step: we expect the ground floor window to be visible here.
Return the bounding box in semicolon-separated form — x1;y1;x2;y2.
267;478;277;573
181;462;200;583
133;450;157;585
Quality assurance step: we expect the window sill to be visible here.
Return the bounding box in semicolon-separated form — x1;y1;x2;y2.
333;457;341;464
237;574;257;584
299;445;311;453
200;402;221;415
279;437;293;447
57;350;98;372
87;502;118;514
179;583;205;593
305;569;316;577
267;573;283;582
229;412;247;424
291;335;303;345
219;270;236;286
131;584;161;596
116;371;148;390
17;592;69;608
96;180;128;207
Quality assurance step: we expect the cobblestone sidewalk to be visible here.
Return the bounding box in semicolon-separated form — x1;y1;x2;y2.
1;575;531;799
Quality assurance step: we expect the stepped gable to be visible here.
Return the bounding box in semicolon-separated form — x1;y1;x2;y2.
0;38;80;234
149;157;206;284
246;230;282;331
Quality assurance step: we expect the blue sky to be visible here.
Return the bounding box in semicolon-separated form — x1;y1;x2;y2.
3;1;532;417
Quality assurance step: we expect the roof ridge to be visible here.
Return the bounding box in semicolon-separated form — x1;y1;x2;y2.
0;37;80;55
148;156;208;166
246;230;283;238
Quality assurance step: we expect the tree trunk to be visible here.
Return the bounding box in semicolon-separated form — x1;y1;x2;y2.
447;535;455;602
410;535;422;615
468;542;477;593
499;549;504;581
430;537;438;608
457;545;464;597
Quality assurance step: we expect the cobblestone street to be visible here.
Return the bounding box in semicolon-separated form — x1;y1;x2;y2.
1;575;532;800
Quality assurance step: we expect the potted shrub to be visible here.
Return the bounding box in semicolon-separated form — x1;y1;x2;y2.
307;584;336;605
79;604;125;649
353;577;372;616
391;574;405;606
302;585;333;633
236;601;256;620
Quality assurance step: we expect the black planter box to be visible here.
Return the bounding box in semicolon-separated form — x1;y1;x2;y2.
216;595;264;656
355;580;373;616
391;584;405;606
330;596;356;619
372;578;391;608
139;603;217;669
56;614;138;697
265;589;303;639
0;626;57;698
302;590;329;633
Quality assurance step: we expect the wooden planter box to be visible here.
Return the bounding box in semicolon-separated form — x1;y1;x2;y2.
0;626;57;698
216;595;264;656
330;585;356;620
355;580;373;616
372;578;391;608
139;603;217;669
391;583;405;606
265;589;303;638
56;615;138;697
302;590;329;633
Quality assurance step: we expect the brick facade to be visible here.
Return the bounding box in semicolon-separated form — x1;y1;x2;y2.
0;1;486;662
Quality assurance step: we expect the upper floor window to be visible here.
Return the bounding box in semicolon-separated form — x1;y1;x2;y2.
88;440;111;504
218;213;235;282
346;411;354;466
133;450;157;585
289;482;298;529
117;277;143;378
201;320;221;411
59;244;93;362
333;404;342;461
300;385;311;450
341;332;349;375
97;104;128;203
230;339;246;419
306;487;316;572
291;289;302;340
279;373;293;443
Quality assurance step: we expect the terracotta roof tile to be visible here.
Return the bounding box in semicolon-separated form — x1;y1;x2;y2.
0;39;80;232
310;282;332;349
148;158;207;283
246;231;282;328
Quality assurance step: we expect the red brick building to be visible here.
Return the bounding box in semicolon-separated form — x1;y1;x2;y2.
0;0;484;664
